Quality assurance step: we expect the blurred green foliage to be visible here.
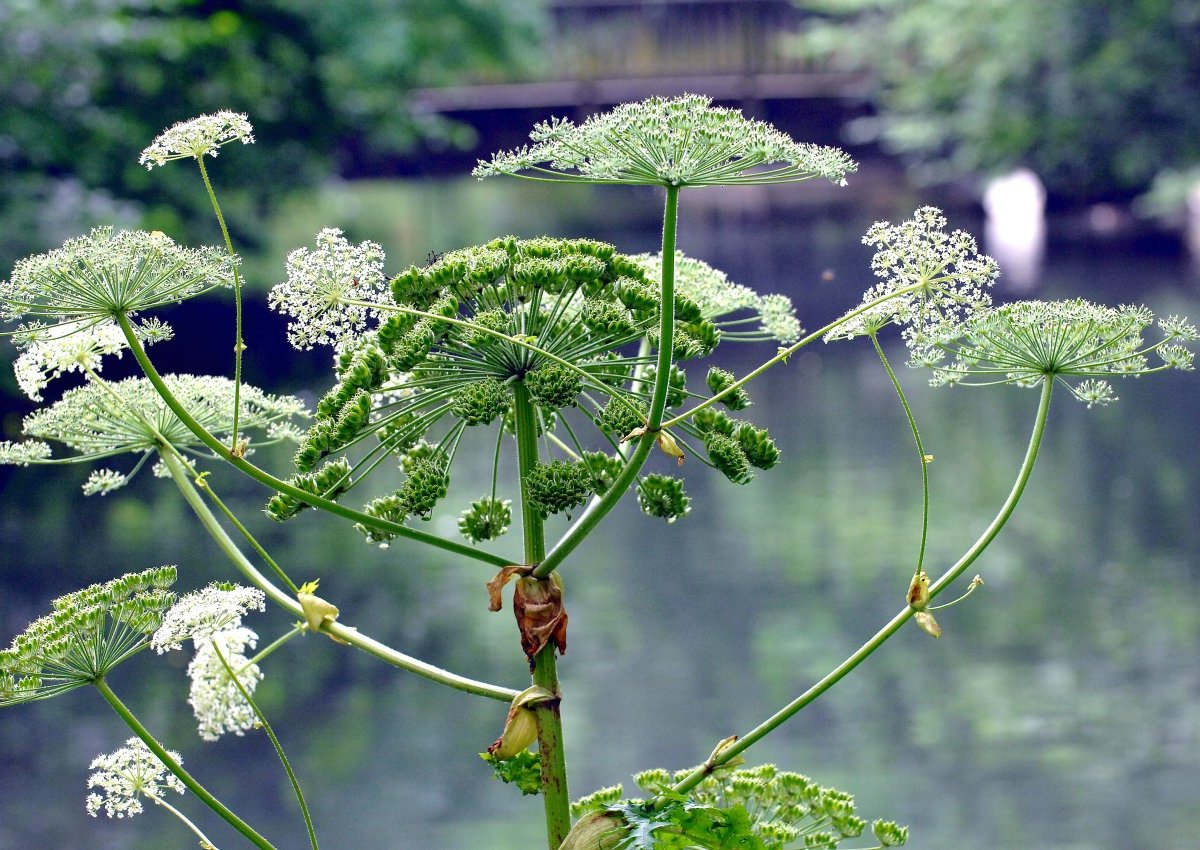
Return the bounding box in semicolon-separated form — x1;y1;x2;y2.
0;0;546;270
795;0;1200;200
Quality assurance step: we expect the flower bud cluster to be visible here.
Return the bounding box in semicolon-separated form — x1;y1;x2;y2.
1;567;177;704
265;458;352;522
693;409;779;483
459;497;513;543
527;459;593;518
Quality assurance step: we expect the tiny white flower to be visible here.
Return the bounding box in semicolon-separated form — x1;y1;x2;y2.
85;738;185;819
152;583;265;652
188;626;263;741
139;111;255;169
82;468;129;496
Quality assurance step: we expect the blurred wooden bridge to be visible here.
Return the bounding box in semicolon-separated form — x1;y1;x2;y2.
406;0;872;169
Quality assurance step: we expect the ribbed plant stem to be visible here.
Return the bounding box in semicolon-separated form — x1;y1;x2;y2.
512;381;571;848
672;379;1055;794
532;185;680;579
93;677;277;850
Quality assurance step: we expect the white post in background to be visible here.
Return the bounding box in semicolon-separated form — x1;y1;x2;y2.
983;168;1046;292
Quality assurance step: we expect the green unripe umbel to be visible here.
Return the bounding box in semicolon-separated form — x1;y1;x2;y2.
704;432;753;484
705;367;751;410
331;389;372;445
641;365;688;408
265;458;352;521
355;494;408;545
637;474;691;522
398;456;449;519
451;378;513;426
596;398;646;438
692;407;735;436
458;497;513;543
582;298;637;338
583;451;625;495
525;364;583;410
526;459;592;518
735;422;780;469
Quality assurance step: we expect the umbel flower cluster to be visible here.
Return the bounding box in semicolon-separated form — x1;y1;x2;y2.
153;583;268;742
0;374;306;494
267;233;788;543
86;738;186;819
0;567;178;705
474;93;855;188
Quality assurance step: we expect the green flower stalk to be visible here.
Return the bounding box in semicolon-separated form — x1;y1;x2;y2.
929;299;1197;403
473;94;855;188
0;374;306;494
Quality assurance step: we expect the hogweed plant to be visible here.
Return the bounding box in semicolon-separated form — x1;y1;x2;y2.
0;96;1195;849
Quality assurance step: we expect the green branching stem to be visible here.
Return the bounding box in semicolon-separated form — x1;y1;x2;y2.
153;796;219;849
532;185;680;580
197;156;245;452
114;312;514;570
92;677;278;850
871;334;930;572
672;379;1055;794
196;476;299;594
512;380;571;848
659;283;924;431
212;644;318;850
158;450;519;702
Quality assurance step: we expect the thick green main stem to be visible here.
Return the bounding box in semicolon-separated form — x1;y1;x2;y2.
114;313;513;570
533;185;680;579
673;380;1055;794
512;381;571;848
160;450;518;702
93;677;278;850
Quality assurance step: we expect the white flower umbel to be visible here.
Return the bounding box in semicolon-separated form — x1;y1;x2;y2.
269;227;390;351
139;111;254;169
826;207;1000;360
188;626;263;741
0;227;234;329
86;737;186;818
474;94;855;187
152;583;266;652
929;299;1196;404
2;375;306;477
12;319;171;402
633;251;804;344
82;468;129;496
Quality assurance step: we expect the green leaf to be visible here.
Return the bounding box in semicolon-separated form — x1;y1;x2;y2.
479;750;542;796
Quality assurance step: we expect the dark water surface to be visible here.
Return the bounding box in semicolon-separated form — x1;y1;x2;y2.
1;179;1198;849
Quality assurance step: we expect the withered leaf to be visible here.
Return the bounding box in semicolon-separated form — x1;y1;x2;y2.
513;574;568;669
486;565;531;612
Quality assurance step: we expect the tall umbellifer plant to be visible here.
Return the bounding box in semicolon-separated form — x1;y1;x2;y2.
0;98;1194;849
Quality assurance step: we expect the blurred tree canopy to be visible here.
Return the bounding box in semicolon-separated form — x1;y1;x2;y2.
795;0;1200;201
0;0;546;269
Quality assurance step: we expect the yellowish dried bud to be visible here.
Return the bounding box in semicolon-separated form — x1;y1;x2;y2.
559;810;629;850
906;570;931;610
297;579;347;643
656;430;685;466
487;685;554;759
914;610;942;639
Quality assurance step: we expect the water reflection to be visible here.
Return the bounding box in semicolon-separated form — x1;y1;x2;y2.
1;183;1197;849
